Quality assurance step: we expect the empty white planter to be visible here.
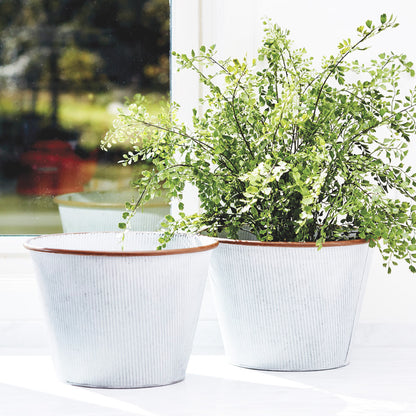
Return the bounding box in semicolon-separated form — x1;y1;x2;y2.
54;190;170;232
210;239;373;371
25;232;218;388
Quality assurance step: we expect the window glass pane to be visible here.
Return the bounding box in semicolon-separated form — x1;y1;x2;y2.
0;0;169;234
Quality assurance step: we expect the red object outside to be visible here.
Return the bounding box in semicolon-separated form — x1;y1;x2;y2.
17;140;97;196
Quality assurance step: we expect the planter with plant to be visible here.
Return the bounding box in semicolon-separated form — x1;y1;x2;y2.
101;14;416;370
25;231;218;387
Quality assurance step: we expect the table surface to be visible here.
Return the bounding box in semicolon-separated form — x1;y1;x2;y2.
1;347;416;416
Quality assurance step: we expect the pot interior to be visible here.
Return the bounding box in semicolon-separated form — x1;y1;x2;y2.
24;232;218;255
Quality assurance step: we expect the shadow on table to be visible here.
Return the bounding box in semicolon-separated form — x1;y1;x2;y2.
0;382;138;416
93;373;344;416
263;347;416;404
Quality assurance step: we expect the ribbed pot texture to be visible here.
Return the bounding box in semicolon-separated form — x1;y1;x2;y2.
209;239;372;371
25;232;217;388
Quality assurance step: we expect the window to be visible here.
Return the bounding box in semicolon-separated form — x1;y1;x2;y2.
0;0;176;353
0;0;169;234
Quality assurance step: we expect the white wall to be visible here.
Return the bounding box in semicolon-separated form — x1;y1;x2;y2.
171;0;416;346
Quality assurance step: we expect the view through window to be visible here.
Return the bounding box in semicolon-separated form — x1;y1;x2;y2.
0;0;169;234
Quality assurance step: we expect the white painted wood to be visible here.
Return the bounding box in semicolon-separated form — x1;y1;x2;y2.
170;0;202;216
171;0;201;125
1;348;416;415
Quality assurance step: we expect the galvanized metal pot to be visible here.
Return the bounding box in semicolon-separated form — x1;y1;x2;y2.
25;232;218;388
54;190;170;233
210;239;372;371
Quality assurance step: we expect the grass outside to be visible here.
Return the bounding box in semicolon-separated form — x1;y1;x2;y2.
0;90;168;149
0;89;167;234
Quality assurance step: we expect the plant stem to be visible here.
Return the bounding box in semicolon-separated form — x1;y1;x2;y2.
312;28;377;122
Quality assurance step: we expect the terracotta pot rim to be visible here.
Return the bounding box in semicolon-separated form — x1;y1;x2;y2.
217;238;368;247
24;231;219;257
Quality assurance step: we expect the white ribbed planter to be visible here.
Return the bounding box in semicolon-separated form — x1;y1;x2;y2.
54;190;170;232
25;232;218;388
210;239;373;371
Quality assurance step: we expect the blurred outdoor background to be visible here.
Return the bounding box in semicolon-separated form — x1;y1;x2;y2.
0;0;169;234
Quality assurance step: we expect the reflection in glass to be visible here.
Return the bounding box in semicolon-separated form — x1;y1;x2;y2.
0;0;169;234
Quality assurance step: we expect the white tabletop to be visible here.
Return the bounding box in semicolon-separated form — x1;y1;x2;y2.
1;347;416;416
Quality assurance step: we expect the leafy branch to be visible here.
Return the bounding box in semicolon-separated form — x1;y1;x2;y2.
101;14;416;273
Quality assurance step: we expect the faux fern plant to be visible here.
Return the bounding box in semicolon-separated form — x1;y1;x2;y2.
101;14;416;272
